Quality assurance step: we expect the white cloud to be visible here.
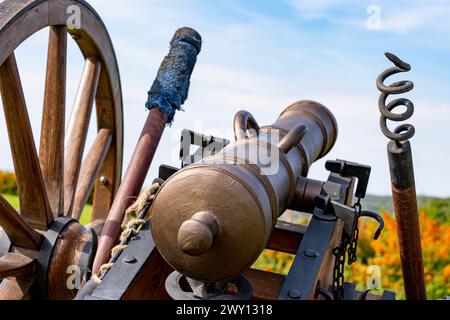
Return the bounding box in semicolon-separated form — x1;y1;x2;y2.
286;0;342;19
1;0;449;196
285;0;450;37
380;2;450;34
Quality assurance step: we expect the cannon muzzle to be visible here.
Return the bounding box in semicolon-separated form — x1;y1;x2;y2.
150;100;338;282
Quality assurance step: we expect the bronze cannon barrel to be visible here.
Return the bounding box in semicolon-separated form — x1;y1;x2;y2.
150;100;338;282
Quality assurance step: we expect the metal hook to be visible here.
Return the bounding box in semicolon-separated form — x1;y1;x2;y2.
359;289;371;300
360;211;384;240
315;285;334;301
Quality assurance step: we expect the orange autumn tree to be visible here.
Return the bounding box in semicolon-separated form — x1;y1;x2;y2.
255;211;450;300
0;171;17;195
348;212;450;300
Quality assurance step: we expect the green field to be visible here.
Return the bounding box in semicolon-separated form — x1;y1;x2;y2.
1;194;93;225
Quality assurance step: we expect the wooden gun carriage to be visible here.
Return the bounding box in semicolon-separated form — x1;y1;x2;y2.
0;0;427;301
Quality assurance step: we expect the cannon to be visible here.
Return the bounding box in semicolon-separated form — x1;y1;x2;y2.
0;0;431;302
146;98;390;300
151;100;337;282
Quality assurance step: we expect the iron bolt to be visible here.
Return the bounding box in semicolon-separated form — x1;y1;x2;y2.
304;249;318;258
71;33;81;41
288;289;301;300
99;176;109;185
123;256;137;264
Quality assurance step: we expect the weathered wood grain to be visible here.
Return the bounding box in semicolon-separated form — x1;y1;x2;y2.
40;25;67;219
47;222;90;300
0;194;42;250
0;252;34;279
267;221;307;254
0;54;53;230
0;277;34;300
91;90;122;222
0;0;124;300
64;57;101;216
93;109;167;274
72;129;112;220
0;0;124;222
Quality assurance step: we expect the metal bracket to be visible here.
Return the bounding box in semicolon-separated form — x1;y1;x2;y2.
159;164;179;181
180;129;229;167
158;129;229;181
341;283;395;300
323;160;384;240
165;272;253;300
325;160;371;199
278;213;338;300
35;217;76;299
86;221;156;300
78;228;98;282
279;159;377;301
314;195;358;241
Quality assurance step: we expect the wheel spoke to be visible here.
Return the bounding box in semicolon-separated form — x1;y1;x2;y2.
90;94;121;223
91;146;117;222
40;26;67;219
0;277;34;300
64;58;101;217
71;129;112;220
0;253;34;279
0;195;42;250
0;54;53;230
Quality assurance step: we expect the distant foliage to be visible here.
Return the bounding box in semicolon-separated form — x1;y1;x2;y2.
347;212;450;300
0;171;18;195
1;169;449;298
254;211;450;300
0;171;93;204
420;199;450;225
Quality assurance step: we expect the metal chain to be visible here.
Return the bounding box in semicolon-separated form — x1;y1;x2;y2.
348;199;362;265
332;239;348;300
332;197;363;300
347;226;359;265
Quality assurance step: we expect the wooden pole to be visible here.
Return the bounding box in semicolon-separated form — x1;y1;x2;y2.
388;141;427;300
377;52;427;300
92;27;202;275
92;110;167;274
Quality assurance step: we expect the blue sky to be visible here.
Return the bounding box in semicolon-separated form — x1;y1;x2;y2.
1;0;450;196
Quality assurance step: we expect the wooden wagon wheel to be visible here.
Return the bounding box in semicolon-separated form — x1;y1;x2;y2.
0;0;123;299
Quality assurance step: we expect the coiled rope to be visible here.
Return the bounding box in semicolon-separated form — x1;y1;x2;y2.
93;180;162;283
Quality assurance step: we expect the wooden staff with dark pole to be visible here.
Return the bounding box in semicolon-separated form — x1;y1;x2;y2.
377;52;426;300
92;27;202;275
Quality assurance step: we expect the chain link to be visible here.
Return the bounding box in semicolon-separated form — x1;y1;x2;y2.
332;197;363;300
347;226;359;265
348;199;362;265
332;238;348;300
